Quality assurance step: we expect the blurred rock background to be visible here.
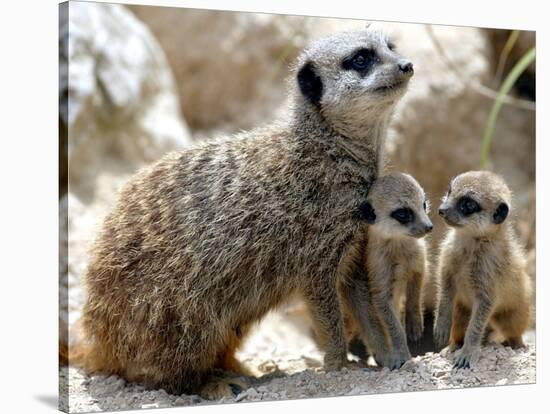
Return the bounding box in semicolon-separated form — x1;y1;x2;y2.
59;1;536;381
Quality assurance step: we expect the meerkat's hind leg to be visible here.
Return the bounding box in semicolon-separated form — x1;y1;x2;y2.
492;308;529;349
502;336;526;349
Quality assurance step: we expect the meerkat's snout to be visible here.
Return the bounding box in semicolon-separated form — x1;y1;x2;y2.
398;60;414;75
437;204;461;228
422;220;433;234
410;216;433;238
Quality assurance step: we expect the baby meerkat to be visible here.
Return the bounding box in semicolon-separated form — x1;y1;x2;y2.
347;172;432;369
433;171;532;369
76;29;414;398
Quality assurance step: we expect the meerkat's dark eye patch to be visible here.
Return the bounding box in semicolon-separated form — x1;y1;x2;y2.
342;48;380;75
457;196;481;216
387;41;396;51
493;202;509;224
297;61;323;107
355;201;376;224
391;207;414;225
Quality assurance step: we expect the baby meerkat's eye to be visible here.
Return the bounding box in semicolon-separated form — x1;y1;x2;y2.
387;41;396;51
458;196;481;216
391;207;415;225
423;201;427;211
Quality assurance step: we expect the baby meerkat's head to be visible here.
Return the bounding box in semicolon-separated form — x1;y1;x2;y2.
295;29;413;133
438;171;512;235
360;172;432;239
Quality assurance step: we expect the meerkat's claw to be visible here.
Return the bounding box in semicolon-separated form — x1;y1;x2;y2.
453;348;479;370
381;351;411;370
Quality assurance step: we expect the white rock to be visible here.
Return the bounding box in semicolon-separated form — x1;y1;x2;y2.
61;2;191;193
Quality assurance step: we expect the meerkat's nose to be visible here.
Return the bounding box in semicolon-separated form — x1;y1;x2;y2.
425;223;433;233
398;61;414;75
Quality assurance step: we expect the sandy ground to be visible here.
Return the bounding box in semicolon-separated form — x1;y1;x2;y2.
60;309;536;413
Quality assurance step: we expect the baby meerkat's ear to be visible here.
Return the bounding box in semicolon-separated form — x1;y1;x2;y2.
355;201;376;224
493;202;509;224
297;61;323;107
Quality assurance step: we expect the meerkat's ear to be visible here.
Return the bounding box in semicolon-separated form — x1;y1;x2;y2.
297;61;323;107
493;202;509;224
355;201;376;224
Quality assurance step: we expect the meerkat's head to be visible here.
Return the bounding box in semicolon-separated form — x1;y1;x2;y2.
438;171;512;235
360;172;432;239
294;29;413;135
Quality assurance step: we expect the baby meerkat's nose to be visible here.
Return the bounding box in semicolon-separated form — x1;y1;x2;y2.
425;223;433;233
398;60;414;75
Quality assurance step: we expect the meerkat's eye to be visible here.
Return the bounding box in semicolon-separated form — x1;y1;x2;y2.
423;201;427;211
458;196;481;216
343;48;378;73
391;207;414;225
387;41;396;51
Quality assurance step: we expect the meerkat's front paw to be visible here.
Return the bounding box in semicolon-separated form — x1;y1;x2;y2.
379;349;411;370
453;347;479;369
433;322;451;351
406;316;424;344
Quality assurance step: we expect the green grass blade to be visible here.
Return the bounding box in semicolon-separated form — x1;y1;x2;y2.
480;47;535;169
495;30;520;83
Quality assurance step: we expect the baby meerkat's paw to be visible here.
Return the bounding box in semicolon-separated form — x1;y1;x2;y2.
199;376;248;400
453;347;480;370
406;316;424;344
433;322;451;351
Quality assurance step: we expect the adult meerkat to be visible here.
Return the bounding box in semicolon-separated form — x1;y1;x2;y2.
344;173;432;369
77;30;414;398
433;171;532;369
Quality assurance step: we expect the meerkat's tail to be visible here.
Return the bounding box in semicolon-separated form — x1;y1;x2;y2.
59;317;88;368
59;317;120;375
